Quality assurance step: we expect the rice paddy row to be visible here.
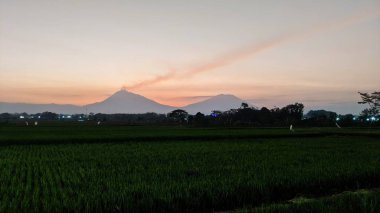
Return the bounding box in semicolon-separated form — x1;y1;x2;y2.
0;127;379;212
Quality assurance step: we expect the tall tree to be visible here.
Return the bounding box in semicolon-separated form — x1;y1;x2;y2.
358;91;380;116
281;103;304;124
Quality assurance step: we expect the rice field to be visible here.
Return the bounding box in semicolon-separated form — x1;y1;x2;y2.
241;189;380;213
0;125;379;212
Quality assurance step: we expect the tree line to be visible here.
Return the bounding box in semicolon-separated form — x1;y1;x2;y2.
1;91;379;127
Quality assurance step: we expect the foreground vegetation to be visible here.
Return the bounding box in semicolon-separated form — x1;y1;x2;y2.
242;189;380;213
1;124;379;145
0;126;379;212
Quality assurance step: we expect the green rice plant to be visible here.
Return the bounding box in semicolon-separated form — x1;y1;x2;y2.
0;126;379;212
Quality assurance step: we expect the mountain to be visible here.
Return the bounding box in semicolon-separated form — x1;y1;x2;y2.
0;102;83;114
0;90;246;114
85;89;174;114
182;94;244;114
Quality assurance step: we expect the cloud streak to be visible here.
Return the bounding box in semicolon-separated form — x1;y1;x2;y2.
127;70;177;90
126;6;380;90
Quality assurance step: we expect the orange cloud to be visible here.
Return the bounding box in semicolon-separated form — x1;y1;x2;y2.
125;6;380;90
127;70;177;90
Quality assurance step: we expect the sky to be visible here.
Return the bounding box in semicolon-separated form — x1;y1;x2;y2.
1;0;379;114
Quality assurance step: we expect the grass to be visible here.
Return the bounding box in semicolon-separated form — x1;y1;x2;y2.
0;124;379;145
242;189;380;213
0;125;379;212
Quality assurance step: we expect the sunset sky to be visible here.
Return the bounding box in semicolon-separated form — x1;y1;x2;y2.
1;0;379;114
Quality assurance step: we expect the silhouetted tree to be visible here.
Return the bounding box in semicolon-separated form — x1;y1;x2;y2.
281;103;304;124
240;102;249;109
303;110;337;127
168;109;188;124
235;106;258;126
193;112;207;126
270;107;282;125
187;115;194;125
304;110;337;121
40;111;58;120
223;109;237;126
358;91;380;116
258;107;272;125
0;113;13;123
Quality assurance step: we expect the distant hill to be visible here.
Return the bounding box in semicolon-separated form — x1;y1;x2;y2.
182;94;244;114
0;102;83;114
85;89;174;114
0;90;247;114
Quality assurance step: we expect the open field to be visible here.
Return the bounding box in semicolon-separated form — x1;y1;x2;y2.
1;124;379;145
0;125;379;212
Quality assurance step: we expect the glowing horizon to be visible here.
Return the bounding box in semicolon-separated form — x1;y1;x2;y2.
1;0;379;114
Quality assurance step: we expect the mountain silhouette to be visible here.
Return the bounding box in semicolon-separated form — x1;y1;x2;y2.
183;94;244;114
0;102;83;114
0;90;247;114
85;89;174;114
